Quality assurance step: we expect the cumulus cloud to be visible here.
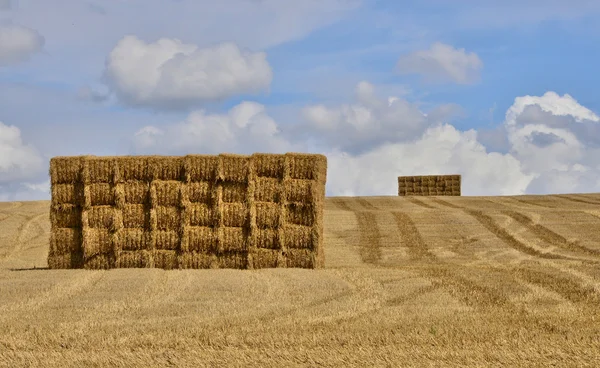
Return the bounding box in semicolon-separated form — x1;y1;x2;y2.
0;121;44;184
132;101;302;155
104;36;273;109
502;91;600;194
396;42;483;84
0;24;45;66
297;81;463;154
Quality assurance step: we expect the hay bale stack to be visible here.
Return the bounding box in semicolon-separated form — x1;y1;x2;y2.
398;175;461;196
48;153;327;270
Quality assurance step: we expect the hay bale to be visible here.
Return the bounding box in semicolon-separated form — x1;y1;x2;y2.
287;248;316;268
251;248;282;269
181;226;216;252
49;156;83;185
178;252;216;269
155;205;181;231
286;203;314;227
184;155;219;182
84;254;114;269
123;182;150;204
285;179;316;203
254;228;279;249
118;156;150;182
117;250;153;268
252;153;285;179
87;183;114;206
153;181;182;207
154;250;178;270
48;251;83;269
222;202;246;227
148;156;183;181
286;153;327;182
48;152;328;270
221;182;247;203
398;174;461;196
218;226;246;253
284;224;313;249
185;203;213;227
117;228;148;251
218;252;248;269
185;182;213;204
219;154;250;183
82;228;112;259
255;202;280;228
254;177;281;202
82;156;116;184
49;228;82;255
155;230;180;250
50;204;82;228
86;206;115;229
51;183;83;206
122;204;148;229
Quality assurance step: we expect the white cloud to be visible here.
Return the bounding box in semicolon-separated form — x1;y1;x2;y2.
506;91;600;125
396;42;483;84
132;101;301;155
0;121;44;184
299;81;463;154
501;91;600;194
0;24;45;66
104;36;273;109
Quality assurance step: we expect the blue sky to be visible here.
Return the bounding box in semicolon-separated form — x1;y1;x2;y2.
1;0;600;200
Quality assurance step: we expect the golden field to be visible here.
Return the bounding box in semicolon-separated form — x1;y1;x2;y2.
1;194;600;367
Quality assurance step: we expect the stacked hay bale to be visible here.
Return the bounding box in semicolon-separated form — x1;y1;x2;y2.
48;153;327;270
398;175;461;196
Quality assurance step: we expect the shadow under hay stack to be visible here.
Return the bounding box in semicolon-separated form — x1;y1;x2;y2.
48;153;327;270
398;175;461;196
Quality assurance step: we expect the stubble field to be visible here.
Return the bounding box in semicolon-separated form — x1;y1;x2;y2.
1;194;600;367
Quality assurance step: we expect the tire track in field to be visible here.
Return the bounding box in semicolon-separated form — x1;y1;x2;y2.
431;198;574;261
465;208;574;261
405;197;435;209
330;197;353;212
0;213;36;261
416;265;515;310
512;266;600;307
388;210;515;311
391;211;436;262
355;211;383;264
501;210;600;258
0;270;106;322
4;213;48;262
385;284;441;306
355;197;379;211
554;195;600;206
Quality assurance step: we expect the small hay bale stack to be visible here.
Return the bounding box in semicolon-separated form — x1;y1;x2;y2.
48;153;327;270
398;175;461;196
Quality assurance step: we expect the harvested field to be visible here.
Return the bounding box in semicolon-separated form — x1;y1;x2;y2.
1;193;600;367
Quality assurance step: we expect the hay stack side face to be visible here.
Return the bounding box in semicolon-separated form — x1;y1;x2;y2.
48;153;327;270
397;175;461;196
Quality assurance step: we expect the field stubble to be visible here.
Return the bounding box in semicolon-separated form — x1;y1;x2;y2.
1;194;600;367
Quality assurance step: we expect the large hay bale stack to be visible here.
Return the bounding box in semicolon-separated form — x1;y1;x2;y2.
397;175;461;196
48;153;327;270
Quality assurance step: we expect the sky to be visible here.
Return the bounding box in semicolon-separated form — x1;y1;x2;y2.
1;0;600;200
